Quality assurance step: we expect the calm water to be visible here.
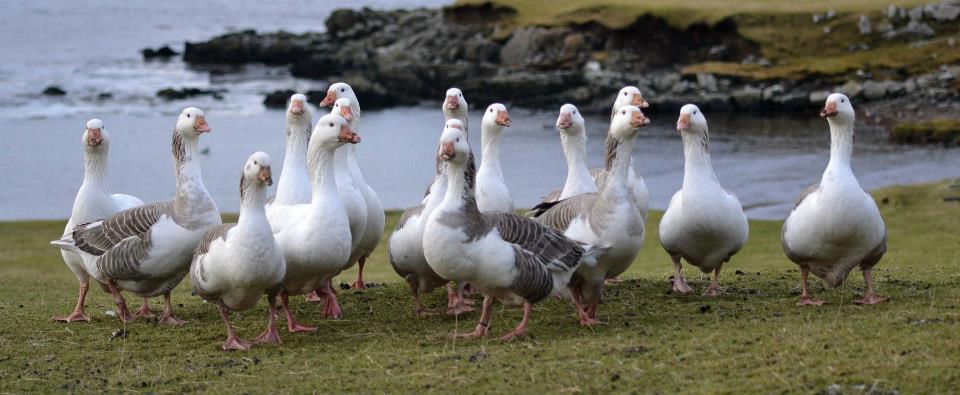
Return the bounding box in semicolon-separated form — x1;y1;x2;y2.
1;0;958;221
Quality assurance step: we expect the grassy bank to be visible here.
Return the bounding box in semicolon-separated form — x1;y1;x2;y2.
1;181;958;393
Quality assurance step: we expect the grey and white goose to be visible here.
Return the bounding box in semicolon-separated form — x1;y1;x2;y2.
782;93;887;306
55;119;145;323
423;126;599;340
539;104;597;203
52;108;222;324
532;105;649;325
658;104;748;296
191;152;285;351
589;86;650;221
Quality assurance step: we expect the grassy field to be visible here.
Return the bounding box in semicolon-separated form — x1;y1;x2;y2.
1;181;958;393
455;0;960;82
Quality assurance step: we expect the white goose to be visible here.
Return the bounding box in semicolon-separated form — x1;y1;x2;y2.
589;86;650;221
388;119;474;316
52;108;221;325
539;104;597;203
271;94;312;206
476;103;514;213
331;97;385;291
55;119;145;322
267;113;360;332
191;152;285;351
659;104;748;296
533;105;649;325
782;93;887;306
423;126;598;340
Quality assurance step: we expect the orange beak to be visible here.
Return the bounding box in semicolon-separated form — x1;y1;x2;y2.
631;93;649;108
630;111;650;128
338;124;361;144
445;96;460;111
258;166;273;186
86;128;103;146
340;106;353;122
319;90;337;107
496;110;511;127
820;101;838;118
289;100;304;115
194;116;211;133
557;112;573;129
676;114;691;131
439;141;456;161
448;123;463;131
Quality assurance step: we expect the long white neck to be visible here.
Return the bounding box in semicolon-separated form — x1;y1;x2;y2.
238;181;268;223
441;160;470;210
559;126;596;198
344;114;367;184
605;132;635;190
826;119;854;172
479;123;504;177
310;145;339;204
681;127;719;190
282;115;311;172
81;148;109;192
173;133;208;203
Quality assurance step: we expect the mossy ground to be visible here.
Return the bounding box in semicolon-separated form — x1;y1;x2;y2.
1;181;958;393
890;119;960;145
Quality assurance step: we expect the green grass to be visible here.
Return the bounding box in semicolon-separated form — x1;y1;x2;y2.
1;181;959;393
890;119;960;146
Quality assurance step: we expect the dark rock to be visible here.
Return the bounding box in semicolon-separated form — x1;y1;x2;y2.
184;30;323;65
97;92;113;100
263;89;296;108
43;86;66;96
141;45;179;60
731;86;762;109
156;87;225;100
442;2;517;25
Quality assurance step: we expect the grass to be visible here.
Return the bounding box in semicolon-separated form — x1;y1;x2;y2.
1;180;959;393
890;119;960;145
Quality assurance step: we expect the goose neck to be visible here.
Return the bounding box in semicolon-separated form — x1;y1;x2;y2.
480;125;503;174
826;120;854;171
310;146;339;203
681;128;718;188
560;127;595;197
82;149;109;187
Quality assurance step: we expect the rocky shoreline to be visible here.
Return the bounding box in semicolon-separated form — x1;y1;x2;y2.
174;3;959;124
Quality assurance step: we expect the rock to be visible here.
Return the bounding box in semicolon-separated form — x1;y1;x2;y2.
901;20;936;37
904;78;918;93
908;6;923;21
263;89;296;108
876;21;895;34
858;15;872;34
809;90;831;105
156;87;224;101
653;73;680;92
838;80;863;98
97;92;112;100
762;84;784;101
862;80;890;100
775;92;809;109
887;5;898;19
731;86;762;109
699;92;733;111
499;27;573;69
696;73;718;92
141;45;178;60
826;9;835;20
42;86;66;96
929;4;960;21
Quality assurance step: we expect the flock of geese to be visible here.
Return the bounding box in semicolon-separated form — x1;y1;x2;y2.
50;83;888;350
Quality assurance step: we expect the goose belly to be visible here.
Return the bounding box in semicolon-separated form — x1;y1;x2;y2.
193;236;286;310
276;219;351;294
661;193;748;269
358;185;385;254
784;191;885;267
388;215;429;277
569;200;644;279
423;223;515;290
338;181;368;253
628;167;650;220
116;217;213;296
476;169;513;214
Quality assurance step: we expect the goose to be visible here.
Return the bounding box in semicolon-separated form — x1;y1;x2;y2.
388;119;475;316
422;125;599;340
539;104;597;203
190;152;285;351
588;86;650;221
51;108;221;325
267;113;360;332
476;103;514;213
54;119;145;323
271;94;313;206
331;97;385;291
782;93;887;306
659;105;749;296
532;105;650;325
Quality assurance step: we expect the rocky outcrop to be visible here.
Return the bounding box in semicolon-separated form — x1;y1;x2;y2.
141;46;178;60
156;87;225;101
43;86;66;96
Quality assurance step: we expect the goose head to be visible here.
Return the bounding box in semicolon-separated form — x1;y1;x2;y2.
610;105;649;139
613;86;649;112
676;104;707;134
482;103;511;130
176;107;211;138
332;97;355;122
320;82;357;107
442;88;468;117
312;113;360;150
821;93;855;125
82;119;108;151
243;151;273;187
556;103;585;133
445;119;465;131
287;93;309;117
437;126;470;165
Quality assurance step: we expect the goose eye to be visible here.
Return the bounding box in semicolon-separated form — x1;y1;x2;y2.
329;122;334;127
841;99;846;103
621;110;626;115
186;114;191;118
340;88;345;93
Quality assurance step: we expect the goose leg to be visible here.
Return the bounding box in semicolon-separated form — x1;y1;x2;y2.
854;269;888;305
445;282;475;316
500;301;533;341
798;266;825;306
455;295;492;339
319;281;342;319
304;290;323;303
158;292;186;325
350;256;367;290
133;297;155;319
280;291;316;332
217;301;251;351
671;256;694;294
407;277;433;317
704;264;723;296
52;282;91;322
571;285;602;326
105;280;134;323
253;293;282;344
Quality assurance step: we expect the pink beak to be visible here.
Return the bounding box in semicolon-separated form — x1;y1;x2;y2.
87;128;103;146
194;116;211;133
320;90;337;107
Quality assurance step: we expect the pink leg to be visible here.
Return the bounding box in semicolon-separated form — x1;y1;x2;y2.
319;281;342;319
671;256;694;293
305;290;323;303
217;301;251;351
500;301;532;341
52;282;92;323
280;292;316;332
253;293;282;345
798;267;825;306
455;295;492;339
446;282;475;316
133;297;155;319
158;292;186;325
854;269;888;305
105;280;134;323
571;286;603;326
406;278;433;317
704;265;723;296
350;256;367;290
604;277;622;285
